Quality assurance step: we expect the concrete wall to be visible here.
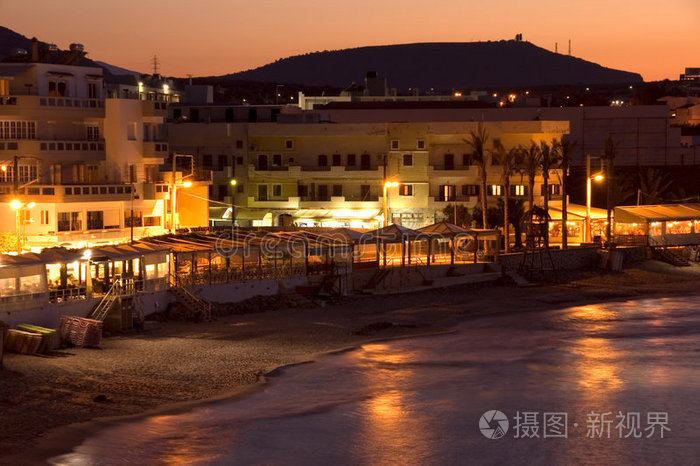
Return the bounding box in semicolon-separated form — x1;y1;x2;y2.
193;276;310;303
499;246;600;271
350;262;494;291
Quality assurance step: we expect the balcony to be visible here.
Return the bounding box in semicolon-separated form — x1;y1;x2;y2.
141;100;169;117
0;139;105;160
0;183;133;202
143;141;169;158
0;95;104;112
248;164;383;179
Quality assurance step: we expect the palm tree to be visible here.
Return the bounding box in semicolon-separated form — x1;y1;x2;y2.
638;168;673;204
523;142;541;213
602;136;617;242
555;137;577;249
492;139;522;253
465;124;490;228
539;139;560;247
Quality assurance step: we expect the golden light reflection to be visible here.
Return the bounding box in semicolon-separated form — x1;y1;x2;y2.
360;343;409;364
575;337;623;391
144;415;220;465
369;390;405;421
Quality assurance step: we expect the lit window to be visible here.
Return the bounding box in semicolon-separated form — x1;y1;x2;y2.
399;184;413;196
490;185;502;196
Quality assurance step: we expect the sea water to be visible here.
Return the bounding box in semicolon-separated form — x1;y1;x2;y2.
50;295;700;465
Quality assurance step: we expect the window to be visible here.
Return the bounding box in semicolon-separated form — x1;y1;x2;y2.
236;156;243;165
129;164;137;183
512;185;527;196
462;184;479;196
541;184;561;195
40;210;49;225
125;211;143;228
144;216;161;227
347;154;356;166
332;153;341;166
218;184;228;201
127;122;136;140
318;154;328;166
87;82;99;99
257;154;268;170
217;155;228;171
490;185;503;196
438;185;455;201
417;140;425;150
462;154;472;166
48;80;68;97
0;121;36;140
332;185;342;197
236;140;243;149
399;184;413;196
360;153;371;170
444;153;454;170
285;139;294;150
202;154;213;169
402;154;413;166
57;211;82;231
298;185;309;197
361;185;371;201
273;184;282;197
317;185;329;201
272;154;282;166
390;140;399;150
87;211;103;230
257;184;268;201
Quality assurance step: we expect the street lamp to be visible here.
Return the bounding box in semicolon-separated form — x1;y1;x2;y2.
230;179;237;228
10;200;35;253
171;153;195;233
585;154;605;243
383;181;398;227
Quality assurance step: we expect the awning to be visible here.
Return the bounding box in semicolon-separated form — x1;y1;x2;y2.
235;210;270;220
293;209;332;219
615;204;700;223
548;201;608;221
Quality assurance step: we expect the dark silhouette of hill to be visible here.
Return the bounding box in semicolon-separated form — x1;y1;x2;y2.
224;41;642;90
0;25;42;58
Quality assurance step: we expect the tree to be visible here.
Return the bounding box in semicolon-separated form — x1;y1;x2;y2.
442;204;472;227
465;125;490;228
492;139;522;252
522;142;541;213
497;198;525;249
637;168;673;204
602;136;617;243
539;139;561;247
555;137;577;249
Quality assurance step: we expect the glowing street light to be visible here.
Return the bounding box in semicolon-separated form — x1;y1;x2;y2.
383;181;399;227
9;199;35;252
585;154;605;243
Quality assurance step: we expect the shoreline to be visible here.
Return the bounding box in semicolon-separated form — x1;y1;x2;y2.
2;260;700;463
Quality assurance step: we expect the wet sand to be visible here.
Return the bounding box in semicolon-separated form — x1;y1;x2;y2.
2;260;700;463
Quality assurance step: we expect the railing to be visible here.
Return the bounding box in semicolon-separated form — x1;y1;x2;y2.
615;234;649;247
49;286;87;302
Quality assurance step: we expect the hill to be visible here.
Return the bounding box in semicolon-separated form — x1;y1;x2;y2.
224;41;643;90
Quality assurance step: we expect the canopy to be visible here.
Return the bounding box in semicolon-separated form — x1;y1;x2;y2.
361;224;423;244
418;222;472;236
548;201;608;221
615;204;700;224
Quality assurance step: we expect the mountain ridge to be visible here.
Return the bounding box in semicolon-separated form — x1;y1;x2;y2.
222;41;642;90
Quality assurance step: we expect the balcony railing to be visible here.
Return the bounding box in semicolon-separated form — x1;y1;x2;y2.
0;183;133;199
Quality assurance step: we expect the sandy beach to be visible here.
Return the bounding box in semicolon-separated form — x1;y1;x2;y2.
2;259;700;463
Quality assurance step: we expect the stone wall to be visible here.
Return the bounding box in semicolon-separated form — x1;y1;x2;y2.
498;247;600;271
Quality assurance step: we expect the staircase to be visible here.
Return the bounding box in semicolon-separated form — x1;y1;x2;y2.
651;247;690;267
168;275;212;321
89;279;123;321
362;269;393;293
506;270;537;287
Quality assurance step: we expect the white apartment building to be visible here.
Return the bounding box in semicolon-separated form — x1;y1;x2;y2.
0;60;208;252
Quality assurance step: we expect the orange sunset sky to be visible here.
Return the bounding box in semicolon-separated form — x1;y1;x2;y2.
4;0;699;82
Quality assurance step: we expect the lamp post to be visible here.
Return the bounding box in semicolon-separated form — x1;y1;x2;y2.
230;179;237;228
171;153;194;233
383;181;398;227
10;200;35;253
585;154;604;243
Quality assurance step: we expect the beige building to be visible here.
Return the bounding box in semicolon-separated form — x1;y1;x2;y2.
0;60;208;252
244;119;568;229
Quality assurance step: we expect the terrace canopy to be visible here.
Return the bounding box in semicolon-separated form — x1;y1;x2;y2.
418;222;474;265
615;204;700;246
360;224;426;266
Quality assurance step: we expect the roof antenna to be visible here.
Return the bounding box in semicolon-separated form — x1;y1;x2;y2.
568;39;571;55
152;55;160;75
555;42;558;54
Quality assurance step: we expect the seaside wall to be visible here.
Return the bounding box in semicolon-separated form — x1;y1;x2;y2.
498;246;600;271
1;298;97;330
194;276;310;303
350;262;498;292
